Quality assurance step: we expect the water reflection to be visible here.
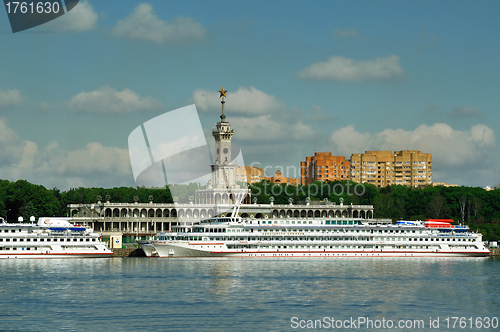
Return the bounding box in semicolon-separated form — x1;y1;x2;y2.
0;257;498;331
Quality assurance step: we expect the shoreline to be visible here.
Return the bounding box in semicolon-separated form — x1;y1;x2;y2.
490;248;500;256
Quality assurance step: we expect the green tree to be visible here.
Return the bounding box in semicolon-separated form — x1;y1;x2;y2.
21;201;38;222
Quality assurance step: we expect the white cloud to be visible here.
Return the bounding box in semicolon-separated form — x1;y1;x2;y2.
56;142;130;177
0;89;24;109
193;86;285;115
199;100;322;170
233;115;316;142
450;106;482;118
330;125;371;156
38;142;131;189
0;118;133;189
111;3;206;44
225;112;321;173
330;123;496;171
332;28;359;38
0;118;26;166
68;86;162;113
46;1;98;32
296;55;406;82
307;105;333;121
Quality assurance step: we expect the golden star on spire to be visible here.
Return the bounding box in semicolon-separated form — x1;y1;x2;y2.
219;86;227;98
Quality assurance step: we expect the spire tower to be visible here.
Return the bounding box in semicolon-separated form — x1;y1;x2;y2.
194;86;251;210
213;86;234;165
219;86;227;122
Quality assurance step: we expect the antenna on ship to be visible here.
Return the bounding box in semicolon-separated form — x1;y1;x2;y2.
231;192;243;219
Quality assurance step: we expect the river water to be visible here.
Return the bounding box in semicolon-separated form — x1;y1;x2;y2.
1;257;499;331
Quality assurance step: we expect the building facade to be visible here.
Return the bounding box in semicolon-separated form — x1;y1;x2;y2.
300;152;351;185
235;165;265;184
68;200;374;235
265;170;300;185
350;150;432;187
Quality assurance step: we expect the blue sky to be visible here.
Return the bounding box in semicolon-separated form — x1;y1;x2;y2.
0;0;499;190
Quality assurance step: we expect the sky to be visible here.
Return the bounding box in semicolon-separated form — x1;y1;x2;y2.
0;0;499;190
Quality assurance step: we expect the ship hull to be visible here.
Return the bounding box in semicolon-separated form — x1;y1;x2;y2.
153;242;490;258
0;252;114;259
136;240;158;257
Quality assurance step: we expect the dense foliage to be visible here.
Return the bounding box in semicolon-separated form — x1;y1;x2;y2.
0;179;173;222
1;179;498;241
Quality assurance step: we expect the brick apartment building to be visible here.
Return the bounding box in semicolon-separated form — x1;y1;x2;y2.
350;150;432;187
300;152;351;185
235;165;265;184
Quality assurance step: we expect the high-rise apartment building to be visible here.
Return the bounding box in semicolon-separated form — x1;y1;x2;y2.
300;152;351;185
350;150;432;187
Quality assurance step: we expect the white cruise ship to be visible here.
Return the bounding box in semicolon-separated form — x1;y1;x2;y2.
0;217;114;259
149;217;490;258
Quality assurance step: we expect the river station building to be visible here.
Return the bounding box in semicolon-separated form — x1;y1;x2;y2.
68;88;374;238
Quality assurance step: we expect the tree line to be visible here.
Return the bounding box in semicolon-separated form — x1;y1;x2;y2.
0;179;174;222
1;179;498;241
